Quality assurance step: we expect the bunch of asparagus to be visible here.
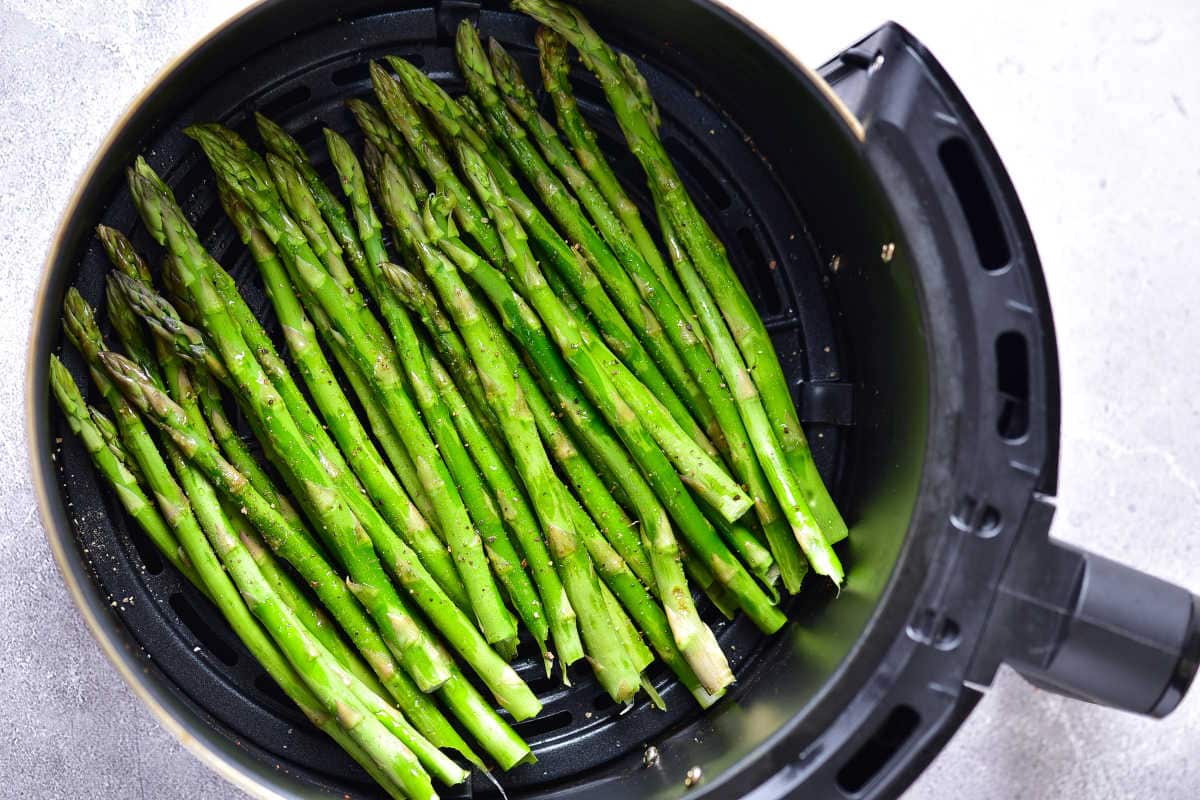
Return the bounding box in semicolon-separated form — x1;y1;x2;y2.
51;1;846;794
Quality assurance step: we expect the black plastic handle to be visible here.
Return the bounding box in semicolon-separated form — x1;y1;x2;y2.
972;497;1200;717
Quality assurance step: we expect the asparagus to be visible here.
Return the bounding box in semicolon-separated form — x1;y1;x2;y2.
515;0;848;552
370;62;505;264
53;400;413;800
242;154;473;610
217;179;440;532
406;213;738;679
424;340;584;673
264;150;531;654
534;43;809;591
87;403;146;485
50;355;199;586
115;355;464;797
451;30;722;461
485;36;726;438
256;113;371;285
179;136;541;720
489;39;800;588
418;191;749;695
652;193;843;583
122;188;458;695
62;298;424;797
534;27;693;316
130;160;437;594
373;172;639;703
451;145;782;629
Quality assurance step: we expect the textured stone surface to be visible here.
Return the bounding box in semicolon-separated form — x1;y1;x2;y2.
1;0;1196;797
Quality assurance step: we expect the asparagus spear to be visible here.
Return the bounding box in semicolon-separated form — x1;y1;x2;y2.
424;340;584;674
50;354;199;586
255;113;371;284
179;136;541;720
450;143;782;631
534;47;810;593
217;179;440;532
103;247;395;695
484;35;728;440
373;172;639;703
114;354;464;797
61;298;424;797
488;38;799;589
56;376;419;800
450;30;722;459
130;160;445;602
534;27;692;319
515;0;848;551
656;194;842;583
121;188;458;694
376;263;739;695
370;62;505;264
262;149;529;654
234;154;471;611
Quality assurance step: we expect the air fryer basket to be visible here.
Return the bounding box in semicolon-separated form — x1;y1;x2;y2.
28;2;1200;799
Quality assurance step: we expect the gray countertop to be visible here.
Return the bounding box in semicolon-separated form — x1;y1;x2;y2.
2;0;1197;797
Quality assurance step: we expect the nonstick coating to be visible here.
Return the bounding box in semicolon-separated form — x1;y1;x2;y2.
38;2;918;798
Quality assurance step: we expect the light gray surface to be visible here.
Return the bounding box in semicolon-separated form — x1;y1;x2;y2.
2;0;1197;797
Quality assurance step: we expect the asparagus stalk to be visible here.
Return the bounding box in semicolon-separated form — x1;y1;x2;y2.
450;31;722;462
263;150;530;654
255;113;371;285
235;154;471;611
120;190;458;694
60;300;420;798
534;28;692;319
113;354;463;797
530;41;809;590
217;179;440;532
387;261;735;658
653;192;843;581
188;129;518;648
451;144;782;631
50;355;199;587
180;135;540;720
373;176;639;703
515;0;848;552
485;36;727;440
369;62;505;264
424;340;584;674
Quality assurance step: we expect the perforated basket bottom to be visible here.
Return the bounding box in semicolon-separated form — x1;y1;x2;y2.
51;6;847;797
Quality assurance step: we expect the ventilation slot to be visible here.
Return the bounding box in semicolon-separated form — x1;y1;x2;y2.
663;136;732;210
170;592;240;666
331;62;371;87
258;85;313;119
836;705;921;794
995;331;1030;441
511;709;573;738
735;227;783;315
938;137;1010;271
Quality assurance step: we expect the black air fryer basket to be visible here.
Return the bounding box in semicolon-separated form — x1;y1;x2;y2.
28;1;1200;798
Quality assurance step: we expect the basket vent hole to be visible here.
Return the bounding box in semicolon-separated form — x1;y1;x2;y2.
511;709;572;738
735;226;783;315
995;331;1030;441
663;136;732;211
593;692;618;713
938;137;1010;272
259;85;313;119
835;704;921;794
331;62;372;87
169;592;240;667
127;526;165;575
